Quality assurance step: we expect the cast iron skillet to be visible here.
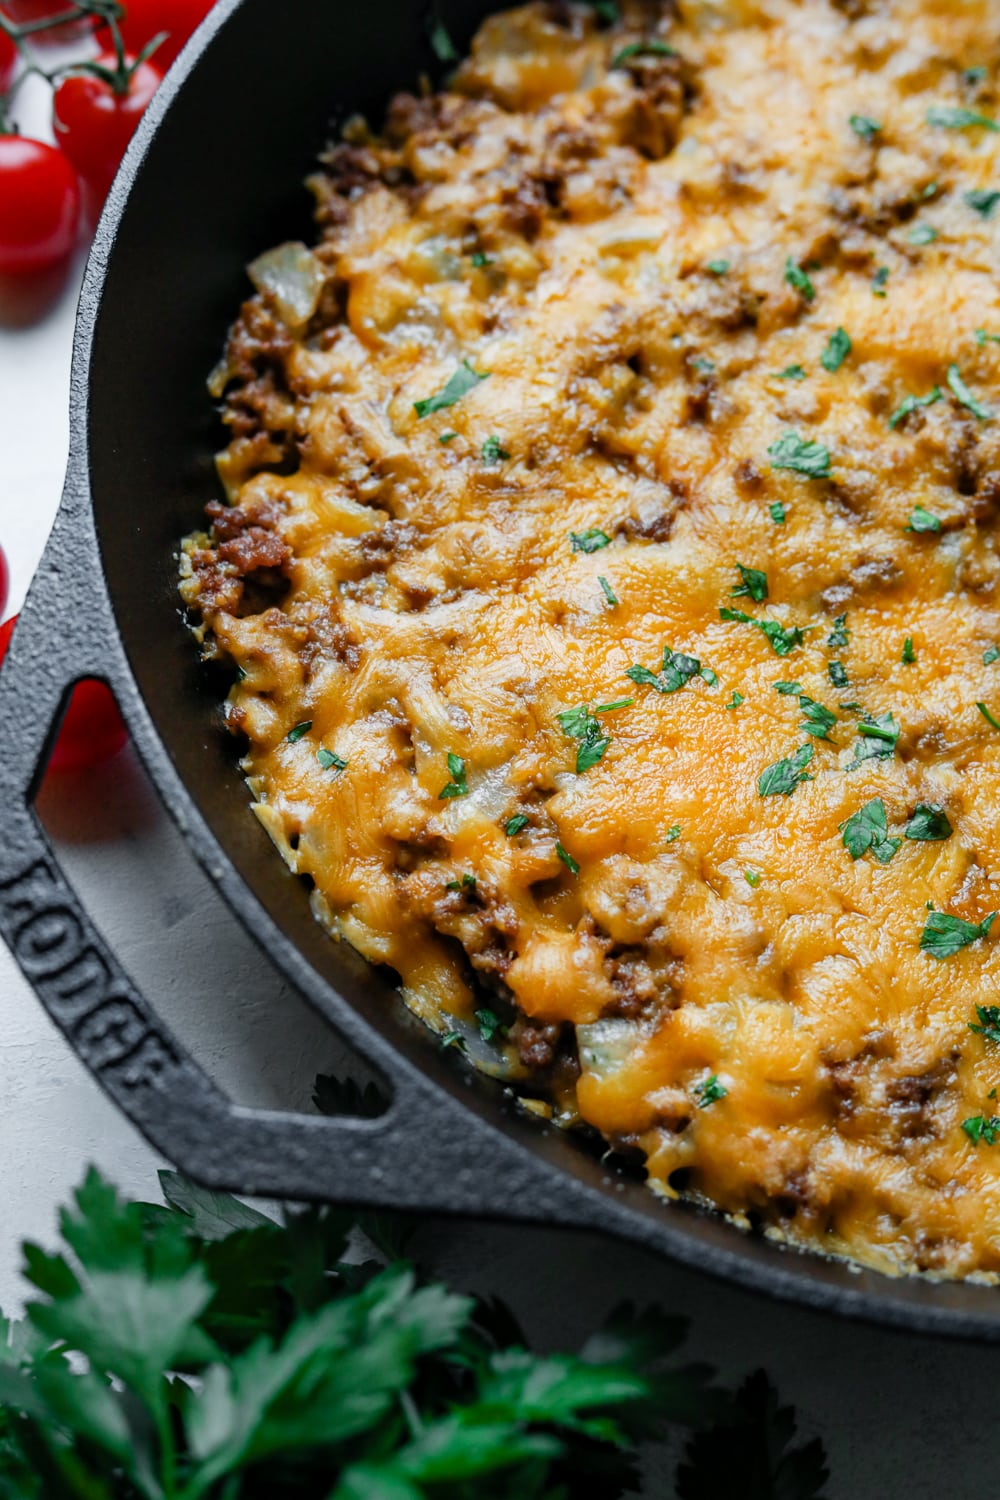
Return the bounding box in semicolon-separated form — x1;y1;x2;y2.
1;0;997;1339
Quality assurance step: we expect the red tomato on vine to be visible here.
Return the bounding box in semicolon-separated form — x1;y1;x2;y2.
0;616;128;772
53;50;162;208
0;135;80;274
113;0;216;71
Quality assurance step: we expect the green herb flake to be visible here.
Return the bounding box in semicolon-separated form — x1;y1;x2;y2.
904;803;952;841
446;872;477;894
706;258;730;275
828;613;849;648
731;563;769;602
774;681;802;695
907;222;938;245
414;359;489;419
921;909;996;958
665;823;681;841
773;364;807;380
725;690;745;710
694;1073;728;1106
947;363;993;420
768;430;831;478
627;647;707;692
902;636;916;664
976;328;1000;346
927;104;1000;132
798;695;837;741
505;813;529;836
821;326;852;373
287;720;312;743
611;39;676;67
965;188;1000;216
889;387;942;428
852;712;901;766
872;266;890;296
784;257;816;301
963;1114;1000;1145
439;430;458;444
428;10;458;62
906;504;942;534
769;499;787;525
850;114;882;141
720;607;806;657
970;1004;1000;1044
985;644;1000;665
744;870;761;888
481;435;510;463
758;743;814;797
839;798;900;863
977;700;1000;731
470;250;494;267
556;841;580;876
440;1028;465;1049
438;751;469;799
598;574;619;607
557;705;611;773
828;661;849;688
475;1008;508;1043
587;0;620;21
316;746;348;772
692;355;716;373
570;528;612;553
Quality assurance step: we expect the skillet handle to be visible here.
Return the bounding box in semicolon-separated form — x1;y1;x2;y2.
0;522;603;1222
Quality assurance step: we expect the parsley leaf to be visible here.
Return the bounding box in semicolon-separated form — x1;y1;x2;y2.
570;528;611;553
920;909;996;958
556;841;580;875
628;647;707;692
977;700;1000;731
906;504;941;533
963;1114;1000;1144
797;695;837;740
849;712;900;766
505;813;529;836
966;188;1000;216
758;743;814;797
694;1074;727;1106
725;691;744;710
316;747;348;772
901;636;916;664
666;823;681;841
828;660;848;688
839;799;900;863
439;752;469;799
904;803;952;841
827;613;849;648
947;363;993;420
481;435;510;463
611;39;676;66
446;872;477;893
976;328;1000;346
850;114;881;141
287;720;312;743
985;644;1000;665
774;364;807;380
414;359;489;418
557;701;631;774
720;608;806;656
970;1004;1000;1044
731;563;768;602
598;574;618;606
821;327;851;372
907;222;938;245
676;1369;830;1500
768;431;831;478
744;869;761;887
774;681;802;695
889;387;942;428
927;104;1000;131
769;500;787;524
706;258;730;275
470;250;494;267
784;257;815;301
475;1008;508;1042
872;266;890;296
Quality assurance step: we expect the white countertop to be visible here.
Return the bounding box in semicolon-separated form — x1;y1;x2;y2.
0;68;995;1500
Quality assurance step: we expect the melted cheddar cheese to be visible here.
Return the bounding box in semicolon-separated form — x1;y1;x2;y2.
181;0;1000;1277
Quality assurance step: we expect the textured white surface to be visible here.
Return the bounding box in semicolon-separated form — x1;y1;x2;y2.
0;64;997;1500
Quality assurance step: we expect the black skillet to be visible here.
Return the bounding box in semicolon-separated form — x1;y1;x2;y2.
0;0;996;1339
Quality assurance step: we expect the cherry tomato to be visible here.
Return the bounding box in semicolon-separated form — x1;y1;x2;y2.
53;52;162;208
1;1;91;43
0;26;16;91
110;0;215;71
0;135;80;274
0;615;128;773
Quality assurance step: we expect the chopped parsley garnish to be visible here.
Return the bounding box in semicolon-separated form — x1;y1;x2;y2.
774;364;807;380
907;222;938;245
798;695;837;740
287;720;312;743
906;504;941;534
965;188;1000;216
871;266;890;296
821;326;851;373
234;664;247;681
840;798;901;863
611;39;676;66
985;644;1000;664
744;870;761;888
481;435;510;463
706;258;730;275
570;528;611;553
769;501;787;525
889;387;942;428
902;636;916;663
921;909;996;958
556;841;580;875
926;104;1000;132
440;1029;465;1049
557;699;633;774
691;356;716;373
470;250;494;267
963;1114;1000;1145
438;752;469;799
628;647;707;692
828;613;849;648
598;574;619;606
947;363;993;420
768;430;831;478
849;114;882;141
774;681;802;695
439;430;458;444
700;667;719;686
719;607;806;656
316;747;348;772
758;743;814;797
848;712;900;767
784;257;815;301
475;1008;508;1043
970;1004;1000;1044
505;813;529;836
828;660;848;688
976;328;1000;346
725;691;745;710
586;0;620;21
414;359;489;418
731;563;768;602
976;700;1000;731
665;823;681;842
904;803;952;841
427;9;458;61
694;1073;728;1106
446;872;477;893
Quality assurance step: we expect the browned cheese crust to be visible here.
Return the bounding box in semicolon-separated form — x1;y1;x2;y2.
181;0;1000;1277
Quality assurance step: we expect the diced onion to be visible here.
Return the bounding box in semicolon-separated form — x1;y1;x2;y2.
247;241;326;329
